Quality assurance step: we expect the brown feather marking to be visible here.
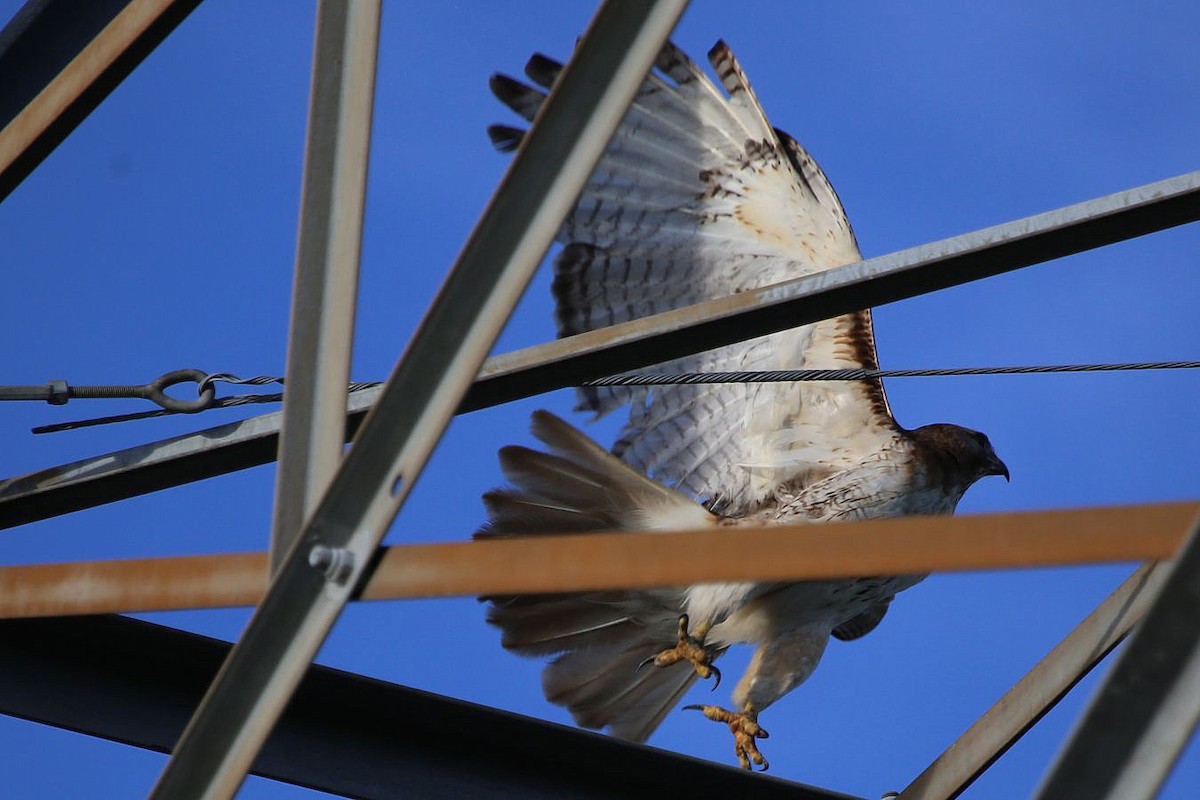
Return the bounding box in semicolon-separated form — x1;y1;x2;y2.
845;309;894;423
552;242;598;338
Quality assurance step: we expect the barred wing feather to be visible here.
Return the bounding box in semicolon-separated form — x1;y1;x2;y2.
491;41;897;512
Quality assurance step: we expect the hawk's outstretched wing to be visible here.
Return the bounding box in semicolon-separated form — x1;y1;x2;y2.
491;41;898;512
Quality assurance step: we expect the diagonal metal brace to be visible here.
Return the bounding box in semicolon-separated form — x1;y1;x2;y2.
1033;511;1200;800
147;2;689;797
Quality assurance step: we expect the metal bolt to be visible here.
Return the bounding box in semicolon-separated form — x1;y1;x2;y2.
308;545;355;584
47;380;69;405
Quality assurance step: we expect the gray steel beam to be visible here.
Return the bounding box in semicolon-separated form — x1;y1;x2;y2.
900;562;1169;800
270;0;379;575
1034;514;1200;800
2;170;1198;529
0;614;863;800
475;168;1200;401
149;2;688;796
0;0;202;202
0;389;377;529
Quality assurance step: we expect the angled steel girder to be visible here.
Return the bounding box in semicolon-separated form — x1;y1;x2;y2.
1;168;1199;529
1034;513;1200;800
268;0;378;573
3;3;1196;797
150;2;690;797
0;614;862;800
900;561;1170;800
0;0;202;202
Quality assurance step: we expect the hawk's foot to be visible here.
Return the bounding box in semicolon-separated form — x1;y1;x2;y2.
638;614;721;689
683;704;769;771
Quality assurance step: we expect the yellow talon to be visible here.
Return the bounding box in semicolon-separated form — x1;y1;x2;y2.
638;615;721;688
684;704;769;771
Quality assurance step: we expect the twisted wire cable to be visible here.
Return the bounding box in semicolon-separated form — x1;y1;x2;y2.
30;360;1200;435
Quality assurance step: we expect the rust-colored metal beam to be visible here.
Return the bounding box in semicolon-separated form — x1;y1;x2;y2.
0;0;202;201
0;502;1192;619
899;561;1170;800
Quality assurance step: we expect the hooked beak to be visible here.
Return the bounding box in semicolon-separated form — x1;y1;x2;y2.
986;453;1010;482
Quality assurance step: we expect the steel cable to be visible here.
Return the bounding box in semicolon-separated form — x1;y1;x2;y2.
27;360;1200;434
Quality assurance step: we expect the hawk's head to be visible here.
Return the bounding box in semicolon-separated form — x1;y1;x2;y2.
912;423;1009;490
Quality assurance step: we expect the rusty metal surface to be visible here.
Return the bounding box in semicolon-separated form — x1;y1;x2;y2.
0;503;1191;619
0;0;202;201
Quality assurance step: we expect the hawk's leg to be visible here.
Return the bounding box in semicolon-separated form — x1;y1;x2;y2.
639;614;721;688
683;704;769;770
687;625;827;770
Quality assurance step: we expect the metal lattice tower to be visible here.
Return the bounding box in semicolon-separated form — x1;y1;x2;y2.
0;2;1197;798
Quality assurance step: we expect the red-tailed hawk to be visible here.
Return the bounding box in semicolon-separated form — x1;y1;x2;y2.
477;41;1008;770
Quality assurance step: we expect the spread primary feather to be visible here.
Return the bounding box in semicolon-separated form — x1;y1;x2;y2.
477;40;1008;755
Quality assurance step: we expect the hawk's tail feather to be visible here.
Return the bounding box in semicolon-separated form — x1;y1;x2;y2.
544;640;707;743
476;411;718;741
526;409;717;531
485;589;693;740
475;411;714;537
485;592;645;656
481;488;611;536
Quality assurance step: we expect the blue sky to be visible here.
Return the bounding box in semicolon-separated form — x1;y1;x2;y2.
1;1;1198;797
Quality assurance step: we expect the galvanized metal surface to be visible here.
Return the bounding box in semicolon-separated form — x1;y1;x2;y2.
474;169;1200;406
1034;513;1200;800
0;387;380;529
2;170;1199;529
0;3;1190;796
0;503;1191;619
0;614;864;800
0;0;202;201
900;561;1170;800
149;2;689;796
269;0;379;574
